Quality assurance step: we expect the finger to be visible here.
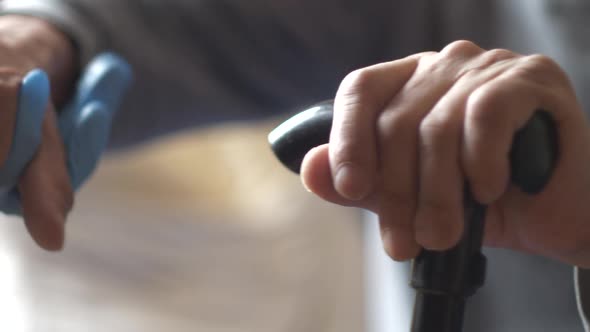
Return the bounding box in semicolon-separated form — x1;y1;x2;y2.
0;70;50;188
377;42;493;257
413;53;517;250
376;51;465;259
330;56;420;201
72;53;132;112
379;202;422;260
57;53;132;190
18;107;73;251
0;71;21;166
302;144;419;260
301;144;377;210
60;52;132;140
414;97;466;250
63;101;112;189
411;47;520;249
462;55;572;204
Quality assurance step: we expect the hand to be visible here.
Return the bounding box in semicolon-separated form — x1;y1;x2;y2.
0;52;132;252
0;15;77;250
301;40;590;267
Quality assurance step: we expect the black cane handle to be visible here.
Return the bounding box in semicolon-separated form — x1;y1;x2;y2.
268;100;558;332
268;100;557;192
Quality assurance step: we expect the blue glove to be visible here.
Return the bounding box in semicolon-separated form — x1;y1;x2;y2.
0;53;133;215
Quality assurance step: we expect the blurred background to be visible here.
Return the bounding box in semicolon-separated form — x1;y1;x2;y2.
0;120;366;332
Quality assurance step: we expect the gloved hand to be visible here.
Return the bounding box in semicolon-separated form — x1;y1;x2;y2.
0;53;132;241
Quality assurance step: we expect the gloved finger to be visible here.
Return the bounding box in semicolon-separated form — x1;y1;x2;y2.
65;102;112;189
0;70;49;215
18;107;73;251
58;53;132;189
59;53;132;140
73;52;132;112
0;70;48;187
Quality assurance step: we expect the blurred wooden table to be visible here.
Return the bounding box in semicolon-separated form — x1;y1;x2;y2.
0;122;364;332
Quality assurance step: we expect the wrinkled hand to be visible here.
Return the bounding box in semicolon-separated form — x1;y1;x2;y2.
301;40;590;267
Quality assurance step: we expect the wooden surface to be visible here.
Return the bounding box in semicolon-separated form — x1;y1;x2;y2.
0;122;365;332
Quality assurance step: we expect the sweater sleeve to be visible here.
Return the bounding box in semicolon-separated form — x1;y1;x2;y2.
0;0;423;147
1;0;106;66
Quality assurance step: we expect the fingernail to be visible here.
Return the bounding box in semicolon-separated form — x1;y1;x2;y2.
334;163;370;201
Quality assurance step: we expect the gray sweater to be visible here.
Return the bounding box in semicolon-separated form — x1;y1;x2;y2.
2;0;590;331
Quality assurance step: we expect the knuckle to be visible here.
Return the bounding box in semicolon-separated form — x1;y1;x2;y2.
481;48;516;63
330;139;362;165
336;68;382;112
522;54;560;71
457;49;516;80
377;110;418;143
440;40;483;58
410;51;438;60
466;86;501;123
511;54;570;87
419;114;455;147
414;52;456;82
339;67;377;97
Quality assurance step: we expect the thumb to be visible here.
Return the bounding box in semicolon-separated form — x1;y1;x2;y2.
18;107;73;251
301;144;377;211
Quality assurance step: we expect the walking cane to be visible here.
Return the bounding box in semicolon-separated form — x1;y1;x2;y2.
268;100;557;332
